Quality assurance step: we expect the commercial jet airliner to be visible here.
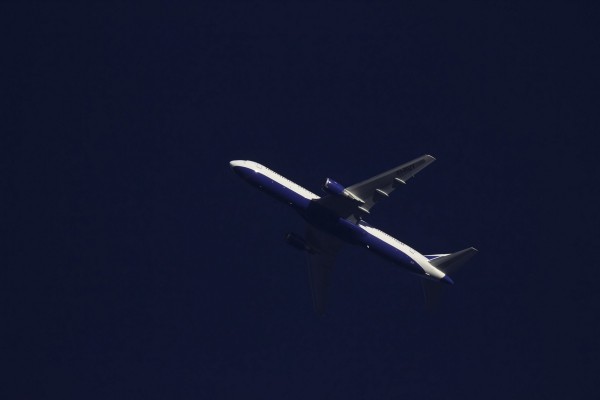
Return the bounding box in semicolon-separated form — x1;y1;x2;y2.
230;155;477;314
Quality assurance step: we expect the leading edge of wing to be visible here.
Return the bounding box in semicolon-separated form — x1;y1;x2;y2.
344;154;436;214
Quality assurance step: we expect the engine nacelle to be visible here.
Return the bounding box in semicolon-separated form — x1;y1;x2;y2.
285;232;314;253
321;178;365;204
322;178;346;195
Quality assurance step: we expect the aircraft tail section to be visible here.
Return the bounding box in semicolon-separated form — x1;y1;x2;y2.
421;247;478;310
428;247;478;275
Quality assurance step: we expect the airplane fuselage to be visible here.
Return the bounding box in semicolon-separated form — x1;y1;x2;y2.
230;160;453;284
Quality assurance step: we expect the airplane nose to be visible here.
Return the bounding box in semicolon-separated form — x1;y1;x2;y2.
230;160;253;179
230;160;245;169
440;274;454;285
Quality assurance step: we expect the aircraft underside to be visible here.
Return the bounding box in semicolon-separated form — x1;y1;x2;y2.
230;157;477;314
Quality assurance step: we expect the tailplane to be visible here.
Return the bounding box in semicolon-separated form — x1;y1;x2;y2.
421;247;478;310
427;247;478;274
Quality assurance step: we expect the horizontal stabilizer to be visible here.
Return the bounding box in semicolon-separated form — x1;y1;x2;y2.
424;253;449;261
421;247;477;310
421;279;444;311
429;247;478;275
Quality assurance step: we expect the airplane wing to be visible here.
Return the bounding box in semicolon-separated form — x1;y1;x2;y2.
344;154;436;214
304;225;343;315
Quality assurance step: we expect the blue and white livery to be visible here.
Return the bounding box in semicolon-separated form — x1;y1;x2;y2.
230;156;477;314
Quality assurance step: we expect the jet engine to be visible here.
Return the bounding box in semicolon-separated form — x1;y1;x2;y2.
322;178;365;203
322;178;345;195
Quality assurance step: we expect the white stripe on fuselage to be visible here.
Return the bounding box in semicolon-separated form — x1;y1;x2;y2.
244;161;320;200
358;224;446;279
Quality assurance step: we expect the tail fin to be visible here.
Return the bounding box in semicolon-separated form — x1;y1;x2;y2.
421;247;478;310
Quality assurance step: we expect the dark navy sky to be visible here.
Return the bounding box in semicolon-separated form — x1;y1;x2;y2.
3;2;598;399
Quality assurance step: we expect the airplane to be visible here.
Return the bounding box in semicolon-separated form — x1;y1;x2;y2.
230;155;477;314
